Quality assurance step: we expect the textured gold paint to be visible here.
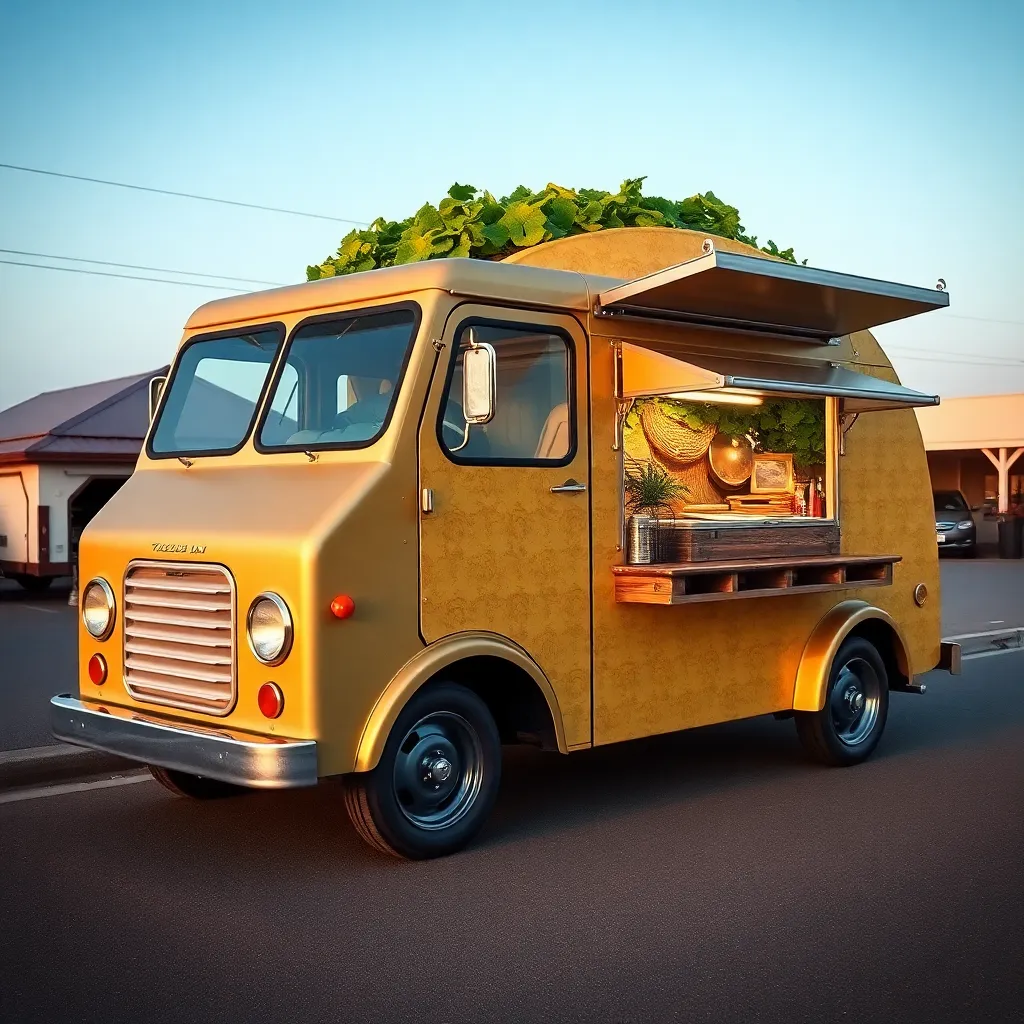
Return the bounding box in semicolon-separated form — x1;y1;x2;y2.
511;228;941;745
417;305;593;748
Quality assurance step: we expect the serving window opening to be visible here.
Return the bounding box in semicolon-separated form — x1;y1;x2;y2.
623;392;833;527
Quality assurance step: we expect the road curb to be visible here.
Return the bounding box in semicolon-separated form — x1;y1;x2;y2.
944;628;1024;658
0;744;138;791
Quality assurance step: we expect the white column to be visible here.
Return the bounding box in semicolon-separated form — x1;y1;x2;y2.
981;447;1024;512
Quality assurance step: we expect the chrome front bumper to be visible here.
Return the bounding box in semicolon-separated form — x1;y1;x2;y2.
50;695;318;788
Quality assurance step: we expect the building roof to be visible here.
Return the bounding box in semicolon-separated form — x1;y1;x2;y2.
0;368;167;464
916;393;1024;451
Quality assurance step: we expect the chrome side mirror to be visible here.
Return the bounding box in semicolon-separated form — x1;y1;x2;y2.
462;333;496;425
148;375;166;424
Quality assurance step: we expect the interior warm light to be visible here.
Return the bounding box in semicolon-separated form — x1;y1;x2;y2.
667;390;763;406
88;654;107;685
330;594;355;619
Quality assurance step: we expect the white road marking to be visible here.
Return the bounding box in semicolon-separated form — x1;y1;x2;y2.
962;647;1024;663
0;772;151;805
20;604;60;614
989;620;1006;625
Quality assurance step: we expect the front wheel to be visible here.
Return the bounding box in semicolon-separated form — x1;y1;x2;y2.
148;765;246;799
795;636;889;766
343;682;501;859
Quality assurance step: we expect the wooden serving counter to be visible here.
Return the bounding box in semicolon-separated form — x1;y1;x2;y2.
613;554;900;606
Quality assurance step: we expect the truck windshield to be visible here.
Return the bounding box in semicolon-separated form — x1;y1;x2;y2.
150;327;283;456
257;308;416;450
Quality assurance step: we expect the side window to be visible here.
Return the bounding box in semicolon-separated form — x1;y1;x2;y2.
439;322;573;463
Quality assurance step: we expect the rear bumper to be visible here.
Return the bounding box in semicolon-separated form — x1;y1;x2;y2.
50;694;318;788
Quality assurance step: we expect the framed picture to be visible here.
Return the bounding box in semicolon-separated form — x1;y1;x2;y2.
750;452;795;494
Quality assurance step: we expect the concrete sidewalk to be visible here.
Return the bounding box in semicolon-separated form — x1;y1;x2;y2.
0;743;138;790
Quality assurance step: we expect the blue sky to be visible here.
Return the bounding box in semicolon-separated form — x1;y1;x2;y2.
1;0;1022;411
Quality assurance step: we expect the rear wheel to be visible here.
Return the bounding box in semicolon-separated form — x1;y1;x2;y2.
13;574;53;593
148;765;245;799
795;636;889;766
344;682;501;859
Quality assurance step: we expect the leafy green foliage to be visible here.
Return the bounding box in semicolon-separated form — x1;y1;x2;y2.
308;178;802;280
626;397;826;474
625;458;688;516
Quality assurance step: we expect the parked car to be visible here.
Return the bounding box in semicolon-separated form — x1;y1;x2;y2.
934;490;976;556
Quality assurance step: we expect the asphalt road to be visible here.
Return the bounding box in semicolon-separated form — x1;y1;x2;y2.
3;560;1024;752
1;654;1022;1023
0;577;75;750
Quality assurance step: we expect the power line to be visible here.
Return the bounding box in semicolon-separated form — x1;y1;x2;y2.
888;345;1024;365
0;162;367;226
890;351;1024;368
942;312;1024;327
0;258;248;292
0;248;287;287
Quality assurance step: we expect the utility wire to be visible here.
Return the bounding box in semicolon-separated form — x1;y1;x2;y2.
0;162;367;226
888;345;1024;365
0;248;287;287
0;258;248;292
890;351;1024;368
941;312;1024;327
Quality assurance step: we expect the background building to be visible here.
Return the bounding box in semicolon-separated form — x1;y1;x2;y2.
917;395;1024;513
0;368;164;590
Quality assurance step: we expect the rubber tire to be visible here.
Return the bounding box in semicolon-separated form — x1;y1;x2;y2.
14;574;53;593
148;765;245;799
343;682;501;860
794;636;889;767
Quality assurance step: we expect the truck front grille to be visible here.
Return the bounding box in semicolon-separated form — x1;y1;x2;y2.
123;561;236;715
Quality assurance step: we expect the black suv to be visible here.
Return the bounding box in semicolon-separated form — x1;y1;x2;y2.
934;490;976;557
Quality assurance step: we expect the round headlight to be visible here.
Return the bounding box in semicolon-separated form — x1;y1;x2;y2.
247;593;293;665
82;578;115;640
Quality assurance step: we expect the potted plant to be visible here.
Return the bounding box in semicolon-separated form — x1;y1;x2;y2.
625;460;687;563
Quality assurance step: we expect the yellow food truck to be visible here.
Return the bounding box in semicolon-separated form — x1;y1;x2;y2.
51;227;961;859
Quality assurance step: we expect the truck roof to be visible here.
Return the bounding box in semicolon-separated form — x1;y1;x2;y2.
185;257;623;331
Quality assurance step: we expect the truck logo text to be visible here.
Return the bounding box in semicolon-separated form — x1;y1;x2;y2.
152;542;207;554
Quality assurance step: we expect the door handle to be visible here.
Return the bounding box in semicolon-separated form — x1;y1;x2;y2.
550;480;587;494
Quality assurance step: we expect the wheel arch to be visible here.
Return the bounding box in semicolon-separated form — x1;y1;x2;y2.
793;600;911;712
353;631;567;772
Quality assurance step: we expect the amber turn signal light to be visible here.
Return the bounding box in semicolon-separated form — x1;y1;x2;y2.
330;594;355;619
88;654;107;685
258;682;284;719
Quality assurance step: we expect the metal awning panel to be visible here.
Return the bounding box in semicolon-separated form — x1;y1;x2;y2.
620;346;939;412
597;249;949;342
621;343;723;398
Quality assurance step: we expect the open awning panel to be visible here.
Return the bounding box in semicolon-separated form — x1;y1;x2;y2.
598;249;949;342
619;343;939;412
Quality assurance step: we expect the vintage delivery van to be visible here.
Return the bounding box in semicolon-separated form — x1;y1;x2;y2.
51;227;961;859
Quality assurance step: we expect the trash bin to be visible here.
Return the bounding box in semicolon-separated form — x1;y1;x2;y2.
997;516;1022;558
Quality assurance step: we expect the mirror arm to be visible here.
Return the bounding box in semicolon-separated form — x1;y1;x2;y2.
446;420;472;453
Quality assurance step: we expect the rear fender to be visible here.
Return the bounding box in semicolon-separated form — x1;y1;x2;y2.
793;601;911;712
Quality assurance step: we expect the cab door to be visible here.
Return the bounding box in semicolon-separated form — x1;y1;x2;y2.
418;306;592;749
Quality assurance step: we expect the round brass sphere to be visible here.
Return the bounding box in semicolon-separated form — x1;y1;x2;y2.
708;432;754;489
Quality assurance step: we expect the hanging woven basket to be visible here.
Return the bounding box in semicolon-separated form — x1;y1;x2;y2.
639;402;717;466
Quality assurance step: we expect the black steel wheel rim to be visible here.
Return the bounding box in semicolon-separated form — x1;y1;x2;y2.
829;656;882;746
392;711;484;830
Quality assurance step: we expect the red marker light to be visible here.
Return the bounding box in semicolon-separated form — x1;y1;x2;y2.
330;594;355;619
88;654;107;685
258;682;284;719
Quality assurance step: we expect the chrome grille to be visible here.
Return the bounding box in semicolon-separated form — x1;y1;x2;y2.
123;561;235;715
936;521;956;531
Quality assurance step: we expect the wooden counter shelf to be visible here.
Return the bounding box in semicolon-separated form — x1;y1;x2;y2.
613;554;900;606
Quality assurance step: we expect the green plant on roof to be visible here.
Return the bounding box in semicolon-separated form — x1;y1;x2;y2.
307;178;801;280
625;459;688;517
